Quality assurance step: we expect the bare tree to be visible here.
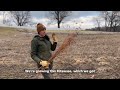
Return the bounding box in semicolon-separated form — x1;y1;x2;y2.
107;11;120;32
3;11;6;24
2;11;10;25
93;16;102;31
47;11;72;28
100;11;109;31
9;11;31;26
100;11;120;32
113;15;120;31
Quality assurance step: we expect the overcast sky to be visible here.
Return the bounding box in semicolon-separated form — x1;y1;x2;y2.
0;11;102;30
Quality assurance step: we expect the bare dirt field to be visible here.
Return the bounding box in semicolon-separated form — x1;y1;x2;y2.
0;27;120;79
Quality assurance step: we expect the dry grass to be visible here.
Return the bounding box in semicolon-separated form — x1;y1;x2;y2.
0;27;120;79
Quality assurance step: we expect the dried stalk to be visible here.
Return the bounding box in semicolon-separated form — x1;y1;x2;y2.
48;32;78;63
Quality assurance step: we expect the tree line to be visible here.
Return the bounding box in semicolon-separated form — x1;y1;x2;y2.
1;11;72;28
91;11;120;32
2;11;120;32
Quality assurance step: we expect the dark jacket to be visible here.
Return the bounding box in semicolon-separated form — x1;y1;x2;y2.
31;34;57;64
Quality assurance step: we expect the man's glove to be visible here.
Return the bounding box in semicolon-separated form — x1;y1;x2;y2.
39;60;50;68
52;33;58;42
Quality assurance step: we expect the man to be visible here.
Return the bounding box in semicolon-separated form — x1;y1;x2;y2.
31;23;57;79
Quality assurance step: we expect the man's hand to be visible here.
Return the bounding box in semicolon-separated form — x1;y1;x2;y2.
52;33;57;42
40;60;50;68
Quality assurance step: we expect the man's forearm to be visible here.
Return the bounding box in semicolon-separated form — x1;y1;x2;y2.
31;54;41;63
51;42;57;51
